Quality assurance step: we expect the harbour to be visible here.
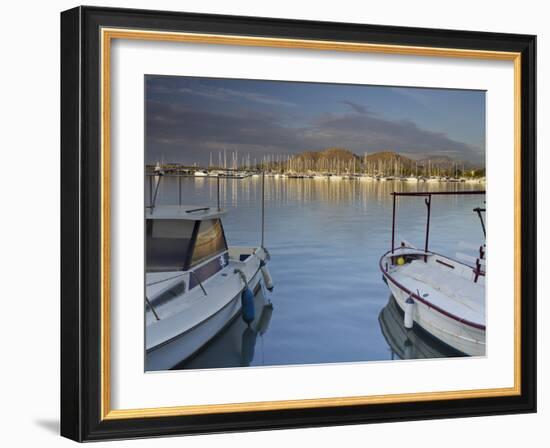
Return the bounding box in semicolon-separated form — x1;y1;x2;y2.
146;148;487;184
146;175;486;369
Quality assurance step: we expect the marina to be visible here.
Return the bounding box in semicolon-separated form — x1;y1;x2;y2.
146;148;486;184
146;164;486;184
146;175;485;369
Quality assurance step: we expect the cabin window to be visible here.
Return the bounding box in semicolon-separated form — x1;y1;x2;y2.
190;219;227;268
146;219;195;272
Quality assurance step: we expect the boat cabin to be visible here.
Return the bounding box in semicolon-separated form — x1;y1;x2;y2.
146;206;229;281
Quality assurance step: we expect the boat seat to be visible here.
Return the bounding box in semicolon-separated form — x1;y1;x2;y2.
398;260;484;314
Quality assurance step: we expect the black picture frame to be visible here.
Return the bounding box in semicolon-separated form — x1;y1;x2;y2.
61;5;536;442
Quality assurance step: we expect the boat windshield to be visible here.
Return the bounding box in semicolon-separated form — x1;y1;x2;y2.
190;219;227;268
146;219;195;272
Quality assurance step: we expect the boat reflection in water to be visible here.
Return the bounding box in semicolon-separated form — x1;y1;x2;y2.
378;296;465;360
173;287;274;369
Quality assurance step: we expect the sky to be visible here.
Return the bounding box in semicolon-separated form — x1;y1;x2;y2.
145;75;486;166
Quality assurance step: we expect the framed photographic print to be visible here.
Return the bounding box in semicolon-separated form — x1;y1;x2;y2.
60;6;536;441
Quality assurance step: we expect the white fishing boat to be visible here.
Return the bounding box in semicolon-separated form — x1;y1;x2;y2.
380;191;486;356
194;169;208;177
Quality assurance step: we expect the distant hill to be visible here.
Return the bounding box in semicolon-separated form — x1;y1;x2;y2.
286;149;415;174
418;155;454;164
273;148;480;176
293;149;417;167
293;147;358;162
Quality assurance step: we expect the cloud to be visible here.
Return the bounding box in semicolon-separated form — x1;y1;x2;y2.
175;86;297;108
146;81;483;166
310;113;482;161
341;100;368;114
146;100;305;163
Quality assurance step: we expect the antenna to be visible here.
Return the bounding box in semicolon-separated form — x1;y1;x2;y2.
261;171;266;248
217;175;221;211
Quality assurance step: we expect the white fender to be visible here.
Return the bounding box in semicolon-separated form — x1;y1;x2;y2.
404;296;414;329
260;262;274;291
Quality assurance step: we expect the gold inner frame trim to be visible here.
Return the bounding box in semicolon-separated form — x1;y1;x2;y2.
100;27;522;420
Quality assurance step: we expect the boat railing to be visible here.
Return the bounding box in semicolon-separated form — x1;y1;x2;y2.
185;207;210;214
473;206;486;237
145;296;160;321
189;271;208;296
147;168;268;253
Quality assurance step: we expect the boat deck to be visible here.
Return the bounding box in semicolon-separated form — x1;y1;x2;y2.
146;253;262;350
391;259;485;326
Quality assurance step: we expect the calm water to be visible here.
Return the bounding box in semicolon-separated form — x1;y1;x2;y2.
148;176;486;369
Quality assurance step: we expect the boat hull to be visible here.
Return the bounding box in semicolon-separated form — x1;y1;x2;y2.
378;297;464;359
146;268;263;370
383;273;485;356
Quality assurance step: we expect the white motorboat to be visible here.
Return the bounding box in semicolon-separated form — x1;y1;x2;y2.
194;169;208;177
380;191;486;356
358;175;374;181
466;178;484;184
425;176;440;183
145;204;273;370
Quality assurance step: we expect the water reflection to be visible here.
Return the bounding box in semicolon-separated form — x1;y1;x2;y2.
378;296;464;360
174;287;274;369
151;176;484;368
153;176;484;211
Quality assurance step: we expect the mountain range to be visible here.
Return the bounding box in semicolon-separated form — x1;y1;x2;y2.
291;148;481;170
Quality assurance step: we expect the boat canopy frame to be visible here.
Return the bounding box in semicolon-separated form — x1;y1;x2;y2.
147;170;269;249
390;190;486;256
